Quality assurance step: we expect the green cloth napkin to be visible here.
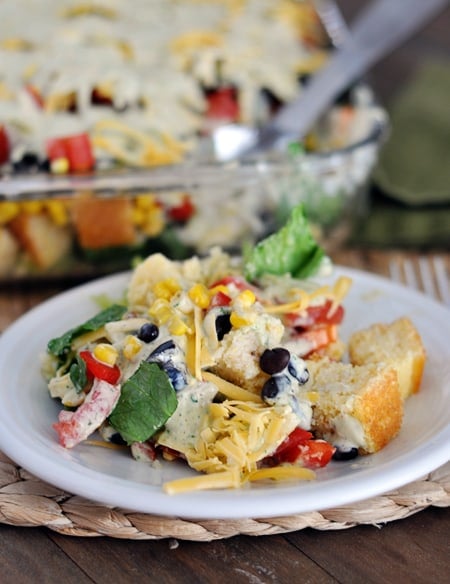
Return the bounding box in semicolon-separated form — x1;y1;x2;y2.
373;60;450;205
352;60;450;249
351;194;450;248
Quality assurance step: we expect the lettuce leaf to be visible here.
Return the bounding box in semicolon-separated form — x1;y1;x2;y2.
243;204;325;281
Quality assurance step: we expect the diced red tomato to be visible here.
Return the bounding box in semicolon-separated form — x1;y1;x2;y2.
274;427;313;456
131;442;157;462
46;132;95;173
284;299;344;329
272;428;335;469
205;86;239;121
210;275;254;293
46;137;67;162
291;440;335;468
209;290;232;308
168;194;195;223
293;325;338;357
63;133;95;172
79;350;121;385
0;125;10;165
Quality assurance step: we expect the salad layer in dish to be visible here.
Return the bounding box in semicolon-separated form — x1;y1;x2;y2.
0;0;330;174
41;207;426;493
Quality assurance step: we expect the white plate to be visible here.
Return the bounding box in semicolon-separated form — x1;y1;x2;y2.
0;267;449;519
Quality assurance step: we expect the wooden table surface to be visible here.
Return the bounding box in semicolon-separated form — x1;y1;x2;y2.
1;2;450;582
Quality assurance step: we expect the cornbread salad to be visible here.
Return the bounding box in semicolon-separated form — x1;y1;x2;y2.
41;206;426;493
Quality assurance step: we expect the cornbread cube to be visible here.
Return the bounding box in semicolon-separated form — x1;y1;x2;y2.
0;227;19;275
348;317;426;400
301;359;403;454
71;197;136;249
9;212;72;269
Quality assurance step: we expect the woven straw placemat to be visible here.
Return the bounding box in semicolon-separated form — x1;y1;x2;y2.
0;451;448;541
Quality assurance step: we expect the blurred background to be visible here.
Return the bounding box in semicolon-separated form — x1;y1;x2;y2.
336;0;450;250
0;0;449;283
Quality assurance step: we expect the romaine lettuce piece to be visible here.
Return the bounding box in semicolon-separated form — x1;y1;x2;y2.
243;204;325;281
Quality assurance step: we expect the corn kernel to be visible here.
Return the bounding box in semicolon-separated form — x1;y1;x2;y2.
0;202;19;224
148;298;173;323
45;200;69;226
141;207;165;237
131;206;146;226
235;289;256;308
50;157;69;174
230;311;255;328
149;298;192;335
135;193;158;209
21;200;43;214
168;316;191;336
93;343;118;366
123;335;142;360
188;283;210;309
153;278;181;301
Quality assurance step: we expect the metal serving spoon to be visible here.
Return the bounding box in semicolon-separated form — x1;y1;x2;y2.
212;0;449;162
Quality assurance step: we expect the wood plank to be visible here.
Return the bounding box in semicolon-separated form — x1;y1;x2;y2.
48;531;337;583
285;507;450;584
0;525;92;583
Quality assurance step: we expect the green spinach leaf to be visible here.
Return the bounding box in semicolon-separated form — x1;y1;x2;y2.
69;354;89;393
109;362;178;444
48;304;127;358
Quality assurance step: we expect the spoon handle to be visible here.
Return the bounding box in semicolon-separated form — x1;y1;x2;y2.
270;0;449;139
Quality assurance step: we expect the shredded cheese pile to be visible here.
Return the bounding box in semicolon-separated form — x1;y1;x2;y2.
164;400;314;494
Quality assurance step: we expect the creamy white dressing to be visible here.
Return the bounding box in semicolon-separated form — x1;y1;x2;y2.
326;414;366;450
262;355;312;429
157;381;218;454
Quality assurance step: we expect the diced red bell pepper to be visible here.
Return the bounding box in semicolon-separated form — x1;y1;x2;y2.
0;125;10;165
79;350;121;385
46;132;95;173
205;87;240;121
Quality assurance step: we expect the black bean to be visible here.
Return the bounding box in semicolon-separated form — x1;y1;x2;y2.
261;374;290;402
13;151;40;173
215;313;232;341
109;432;127;446
137;323;159;343
259;348;290;375
261;378;280;400
39;158;51;172
332;447;359;461
146;340;175;360
164;365;187;391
